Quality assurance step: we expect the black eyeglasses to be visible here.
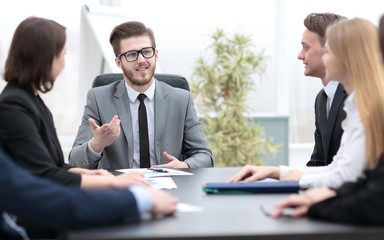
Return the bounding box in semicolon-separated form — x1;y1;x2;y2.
118;47;155;62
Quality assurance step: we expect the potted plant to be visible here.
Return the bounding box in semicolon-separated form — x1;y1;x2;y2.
191;28;279;167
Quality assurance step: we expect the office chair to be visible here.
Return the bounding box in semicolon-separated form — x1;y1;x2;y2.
92;73;190;91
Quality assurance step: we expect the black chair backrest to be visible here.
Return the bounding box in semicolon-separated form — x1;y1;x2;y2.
92;73;190;91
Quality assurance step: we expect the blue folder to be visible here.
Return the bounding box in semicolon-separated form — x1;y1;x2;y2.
203;181;300;194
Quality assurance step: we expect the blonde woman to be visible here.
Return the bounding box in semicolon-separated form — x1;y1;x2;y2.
270;17;384;225
229;17;375;189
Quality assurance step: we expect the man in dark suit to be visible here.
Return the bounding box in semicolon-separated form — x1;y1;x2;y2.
0;148;177;239
297;13;348;166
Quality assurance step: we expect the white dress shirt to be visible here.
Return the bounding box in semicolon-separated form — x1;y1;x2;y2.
280;92;366;188
323;81;339;118
87;80;156;168
125;81;155;168
2;212;29;240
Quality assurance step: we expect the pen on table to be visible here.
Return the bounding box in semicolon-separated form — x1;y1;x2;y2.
148;168;169;173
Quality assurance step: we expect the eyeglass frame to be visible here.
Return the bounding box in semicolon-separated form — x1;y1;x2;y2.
118;47;156;62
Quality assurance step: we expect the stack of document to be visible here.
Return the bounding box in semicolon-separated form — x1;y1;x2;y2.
117;168;193;177
116;168;193;190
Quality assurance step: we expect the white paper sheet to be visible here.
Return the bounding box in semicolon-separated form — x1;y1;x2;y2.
117;168;194;178
177;203;203;212
147;177;177;189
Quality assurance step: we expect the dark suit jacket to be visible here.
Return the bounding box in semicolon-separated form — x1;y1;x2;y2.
0;83;81;186
308;164;384;225
0;149;140;239
307;84;347;166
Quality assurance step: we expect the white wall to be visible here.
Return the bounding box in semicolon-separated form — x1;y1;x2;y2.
0;0;383;164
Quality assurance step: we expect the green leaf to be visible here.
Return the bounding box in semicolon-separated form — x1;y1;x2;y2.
191;28;279;167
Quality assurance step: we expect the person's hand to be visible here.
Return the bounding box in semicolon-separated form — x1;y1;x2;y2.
269;187;336;218
280;169;303;181
270;194;312;218
89;115;121;152
303;187;336;203
113;171;150;187
228;165;280;183
147;187;178;217
68;167;112;176
88;169;112;176
151;151;189;169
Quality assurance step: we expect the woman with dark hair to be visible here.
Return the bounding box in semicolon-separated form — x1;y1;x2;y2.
0;16;178;239
0;16;147;188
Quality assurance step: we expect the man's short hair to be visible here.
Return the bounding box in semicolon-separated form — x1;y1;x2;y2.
304;13;347;46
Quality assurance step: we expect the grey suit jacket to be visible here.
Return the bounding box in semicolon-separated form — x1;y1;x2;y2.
69;79;213;169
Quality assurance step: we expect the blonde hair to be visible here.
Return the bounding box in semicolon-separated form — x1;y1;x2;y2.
327;18;384;168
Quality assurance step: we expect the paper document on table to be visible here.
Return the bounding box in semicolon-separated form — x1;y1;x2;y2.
147;177;177;189
177;202;203;212
117;168;193;178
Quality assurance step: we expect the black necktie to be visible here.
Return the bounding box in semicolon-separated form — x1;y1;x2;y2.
320;90;328;129
138;94;150;168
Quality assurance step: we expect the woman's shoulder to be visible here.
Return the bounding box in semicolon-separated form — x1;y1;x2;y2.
0;84;40;114
0;83;32;100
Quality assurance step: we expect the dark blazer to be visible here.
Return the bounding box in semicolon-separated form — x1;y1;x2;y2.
308;164;384;225
0;83;81;186
307;84;347;166
0;149;140;239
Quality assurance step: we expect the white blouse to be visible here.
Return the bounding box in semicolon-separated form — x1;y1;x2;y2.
280;92;366;188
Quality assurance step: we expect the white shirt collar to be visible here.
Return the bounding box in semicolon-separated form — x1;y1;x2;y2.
324;80;339;101
125;79;156;103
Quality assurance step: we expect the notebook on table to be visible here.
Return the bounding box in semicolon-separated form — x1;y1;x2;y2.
202;180;300;194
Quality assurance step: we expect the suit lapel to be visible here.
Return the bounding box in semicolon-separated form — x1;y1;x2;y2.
324;84;346;159
21;87;64;165
113;81;134;167
154;81;170;164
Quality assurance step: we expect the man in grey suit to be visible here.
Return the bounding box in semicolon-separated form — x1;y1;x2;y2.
69;21;213;169
298;13;348;167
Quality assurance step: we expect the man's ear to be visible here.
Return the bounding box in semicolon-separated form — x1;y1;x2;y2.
115;57;122;68
155;49;159;61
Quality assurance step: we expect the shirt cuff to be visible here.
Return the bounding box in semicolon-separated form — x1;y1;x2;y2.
128;186;152;215
299;174;314;188
279;165;292;178
87;141;102;163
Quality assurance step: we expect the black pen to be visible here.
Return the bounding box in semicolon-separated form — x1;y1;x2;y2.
148;168;169;173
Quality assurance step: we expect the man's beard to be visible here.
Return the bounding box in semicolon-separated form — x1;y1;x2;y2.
122;63;156;86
